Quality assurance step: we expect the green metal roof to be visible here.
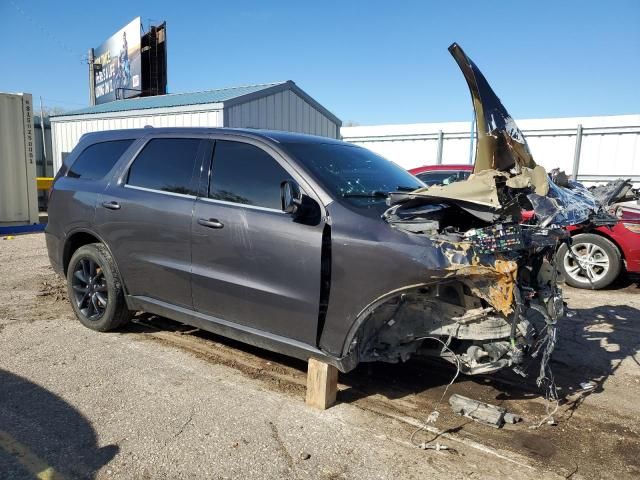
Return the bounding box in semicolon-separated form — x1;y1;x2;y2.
54;82;287;117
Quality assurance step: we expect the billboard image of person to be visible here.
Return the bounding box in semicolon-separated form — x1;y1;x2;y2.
93;17;141;104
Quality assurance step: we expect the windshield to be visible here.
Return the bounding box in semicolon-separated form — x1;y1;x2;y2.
283;142;424;204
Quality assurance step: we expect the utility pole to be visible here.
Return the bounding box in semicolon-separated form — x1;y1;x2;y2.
88;48;96;106
39;96;47;177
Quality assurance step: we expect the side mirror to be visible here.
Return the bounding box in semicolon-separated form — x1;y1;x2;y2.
281;180;322;225
281;180;302;214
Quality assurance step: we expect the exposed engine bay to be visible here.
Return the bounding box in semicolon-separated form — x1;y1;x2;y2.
345;43;620;389
355;177;568;385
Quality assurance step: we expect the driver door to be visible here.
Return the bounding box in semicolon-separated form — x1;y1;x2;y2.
190;138;325;346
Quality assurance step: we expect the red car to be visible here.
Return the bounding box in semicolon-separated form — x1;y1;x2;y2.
409;164;640;289
410;164;473;186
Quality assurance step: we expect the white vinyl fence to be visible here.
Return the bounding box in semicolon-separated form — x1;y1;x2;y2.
341;115;640;185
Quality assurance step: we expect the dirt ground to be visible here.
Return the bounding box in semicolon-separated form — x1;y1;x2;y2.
1;233;639;479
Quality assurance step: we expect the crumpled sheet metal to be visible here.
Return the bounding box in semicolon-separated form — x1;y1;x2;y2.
448;43;537;174
430;236;518;316
443;260;518;316
505;165;549;196
408;166;549;210
413;169;503;208
528;179;601;227
590;178;634;206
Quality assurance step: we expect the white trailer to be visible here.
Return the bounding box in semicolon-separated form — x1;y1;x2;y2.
341;115;640;184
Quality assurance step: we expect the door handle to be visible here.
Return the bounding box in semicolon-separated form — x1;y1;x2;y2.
102;201;121;210
198;218;224;229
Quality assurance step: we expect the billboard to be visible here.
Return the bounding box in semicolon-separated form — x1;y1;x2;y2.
93;17;142;104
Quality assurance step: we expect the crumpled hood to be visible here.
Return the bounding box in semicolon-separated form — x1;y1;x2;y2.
409;166;549;208
448;43;537;174
399;43;550;222
399;43;618;230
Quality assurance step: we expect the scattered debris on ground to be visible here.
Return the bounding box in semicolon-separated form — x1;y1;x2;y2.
36;279;67;301
449;394;521;428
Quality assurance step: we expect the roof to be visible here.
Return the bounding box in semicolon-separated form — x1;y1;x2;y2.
51;81;341;125
54;82;286;117
78;127;346;146
34;115;51;128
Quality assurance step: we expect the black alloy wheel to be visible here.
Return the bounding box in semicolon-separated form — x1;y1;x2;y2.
66;243;131;331
71;257;108;320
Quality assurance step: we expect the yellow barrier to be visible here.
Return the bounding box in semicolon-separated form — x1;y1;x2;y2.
37;177;53;191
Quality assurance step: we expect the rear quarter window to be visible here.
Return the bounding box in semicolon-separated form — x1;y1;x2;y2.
67;139;134;180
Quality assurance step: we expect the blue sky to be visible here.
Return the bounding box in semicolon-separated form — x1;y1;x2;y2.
1;0;638;124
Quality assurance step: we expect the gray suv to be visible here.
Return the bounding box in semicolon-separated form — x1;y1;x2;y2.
46;44;567;377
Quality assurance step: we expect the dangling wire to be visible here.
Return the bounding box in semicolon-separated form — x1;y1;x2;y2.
409;336;461;448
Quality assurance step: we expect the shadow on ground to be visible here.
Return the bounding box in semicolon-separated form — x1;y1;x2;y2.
546;302;640;408
122;298;640;414
0;369;118;479
600;272;640;291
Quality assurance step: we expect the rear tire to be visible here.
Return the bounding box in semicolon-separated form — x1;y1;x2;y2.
557;233;621;290
66;243;131;331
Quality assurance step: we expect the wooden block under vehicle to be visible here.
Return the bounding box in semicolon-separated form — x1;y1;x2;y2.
305;358;338;410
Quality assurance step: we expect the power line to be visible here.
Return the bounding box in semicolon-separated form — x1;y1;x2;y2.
9;0;84;60
41;97;87;107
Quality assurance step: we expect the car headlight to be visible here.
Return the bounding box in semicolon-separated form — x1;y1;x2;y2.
623;222;640;234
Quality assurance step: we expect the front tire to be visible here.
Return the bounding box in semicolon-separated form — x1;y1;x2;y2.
66;243;131;331
557;233;621;290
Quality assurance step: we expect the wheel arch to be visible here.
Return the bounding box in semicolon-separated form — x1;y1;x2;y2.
62;229;129;295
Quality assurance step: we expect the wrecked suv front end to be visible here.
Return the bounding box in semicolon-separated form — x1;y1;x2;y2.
370;187;567;381
333;44;578;385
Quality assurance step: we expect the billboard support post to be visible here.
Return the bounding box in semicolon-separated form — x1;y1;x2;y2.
88;48;96;106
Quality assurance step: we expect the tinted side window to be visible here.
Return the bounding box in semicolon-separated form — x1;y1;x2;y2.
68;140;134;180
209;141;293;209
127;138;201;195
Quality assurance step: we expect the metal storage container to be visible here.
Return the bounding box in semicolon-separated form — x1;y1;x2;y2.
0;92;39;226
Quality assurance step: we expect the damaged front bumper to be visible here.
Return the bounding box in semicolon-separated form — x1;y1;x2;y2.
347;221;567;379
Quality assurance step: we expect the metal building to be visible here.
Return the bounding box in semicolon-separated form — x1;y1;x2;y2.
50;81;341;172
342;114;640;184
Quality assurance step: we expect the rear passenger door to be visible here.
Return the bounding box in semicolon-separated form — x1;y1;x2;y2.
95;136;207;309
48;137;137;247
191;138;324;345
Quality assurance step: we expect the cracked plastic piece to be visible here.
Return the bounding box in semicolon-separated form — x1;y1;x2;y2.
528;179;617;227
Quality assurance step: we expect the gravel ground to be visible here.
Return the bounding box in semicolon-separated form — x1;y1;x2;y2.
1;233;639;479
